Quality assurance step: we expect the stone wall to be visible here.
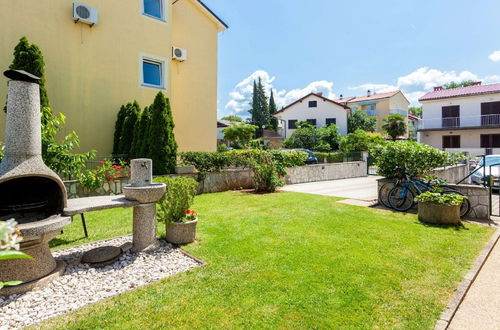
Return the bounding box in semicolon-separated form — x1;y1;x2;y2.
172;169;254;194
430;163;470;184
285;161;367;185
377;179;489;220
64;178;129;199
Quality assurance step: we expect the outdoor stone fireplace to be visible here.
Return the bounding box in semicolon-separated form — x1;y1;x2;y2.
0;70;71;294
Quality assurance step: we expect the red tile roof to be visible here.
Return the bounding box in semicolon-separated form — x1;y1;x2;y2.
333;90;401;104
419;83;500;102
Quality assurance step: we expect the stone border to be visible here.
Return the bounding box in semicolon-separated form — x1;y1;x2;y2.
435;229;500;330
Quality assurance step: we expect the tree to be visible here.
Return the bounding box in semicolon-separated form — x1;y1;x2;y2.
317;125;342;151
444;80;476;89
283;126;318;150
248;77;269;138
408;106;422;118
118;101;140;157
133;106;153;158
113;105;128;155
348;111;376;133
269;89;278;131
222;124;257;149
382;114;407;141
147;92;177;175
8;36;49;108
341;129;385;152
220;115;243;122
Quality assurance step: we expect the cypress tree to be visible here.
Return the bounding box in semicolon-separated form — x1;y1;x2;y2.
147;92;177;175
254;78;269;137
9;36;50;108
112;105;128;155
118;101;140;157
137;106;153;158
269;89;278;131
249;80;258;125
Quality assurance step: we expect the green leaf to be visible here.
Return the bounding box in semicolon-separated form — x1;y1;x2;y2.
0;280;23;289
0;250;33;260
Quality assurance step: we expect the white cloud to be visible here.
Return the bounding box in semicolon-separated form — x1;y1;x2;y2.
224;70;336;115
349;67;500;105
489;50;500;62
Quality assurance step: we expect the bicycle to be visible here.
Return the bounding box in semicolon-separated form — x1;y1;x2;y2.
387;172;471;218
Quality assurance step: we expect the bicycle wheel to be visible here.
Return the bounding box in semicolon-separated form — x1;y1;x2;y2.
378;182;396;209
442;190;472;218
388;186;415;212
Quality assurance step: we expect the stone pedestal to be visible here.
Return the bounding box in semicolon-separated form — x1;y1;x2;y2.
132;203;160;252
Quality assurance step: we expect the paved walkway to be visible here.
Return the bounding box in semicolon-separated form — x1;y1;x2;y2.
281;176;381;201
448;231;500;330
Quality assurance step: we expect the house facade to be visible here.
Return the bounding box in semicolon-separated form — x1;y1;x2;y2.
273;93;349;138
0;0;227;154
334;90;410;133
418;82;500;156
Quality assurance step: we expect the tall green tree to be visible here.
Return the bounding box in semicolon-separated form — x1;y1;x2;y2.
135;106;153;158
348;111;377;133
382;114;407;141
118;101;141;157
113;105;128;155
8;36;49;108
249;80;258;125
222;124;257;149
408;106;422;118
147;92;177;175
269;89;278;131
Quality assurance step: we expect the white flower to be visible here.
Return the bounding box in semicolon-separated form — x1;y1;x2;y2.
0;219;23;250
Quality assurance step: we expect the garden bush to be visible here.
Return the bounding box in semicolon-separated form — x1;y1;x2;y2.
283;124;342;152
155;177;198;225
371;141;463;179
341;129;385;152
313;152;344;163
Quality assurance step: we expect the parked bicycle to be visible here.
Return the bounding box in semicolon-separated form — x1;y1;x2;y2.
380;169;471;218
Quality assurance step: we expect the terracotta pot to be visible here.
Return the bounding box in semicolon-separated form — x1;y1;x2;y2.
418;202;461;224
166;219;198;244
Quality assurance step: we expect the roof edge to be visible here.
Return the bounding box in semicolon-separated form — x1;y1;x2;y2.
274;92;350;116
193;0;228;31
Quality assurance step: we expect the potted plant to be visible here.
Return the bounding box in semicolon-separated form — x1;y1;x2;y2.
155;176;199;244
415;191;467;224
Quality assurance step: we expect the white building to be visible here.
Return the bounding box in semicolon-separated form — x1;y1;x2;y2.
418;82;500;155
273;92;349;138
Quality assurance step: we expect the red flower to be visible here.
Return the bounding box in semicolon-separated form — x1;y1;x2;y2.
99;161;105;165
185;210;191;214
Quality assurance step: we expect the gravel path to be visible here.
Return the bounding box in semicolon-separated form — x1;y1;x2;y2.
0;236;202;329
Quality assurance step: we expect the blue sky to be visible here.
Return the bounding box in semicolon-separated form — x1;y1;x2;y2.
202;0;500;118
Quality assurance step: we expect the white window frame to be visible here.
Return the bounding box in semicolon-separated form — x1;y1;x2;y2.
139;53;168;90
140;0;166;22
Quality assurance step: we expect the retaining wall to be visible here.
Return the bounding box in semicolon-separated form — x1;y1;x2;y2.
430;163;470;184
285;161;367;185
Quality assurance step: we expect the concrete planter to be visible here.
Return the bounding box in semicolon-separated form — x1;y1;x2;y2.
166;219;198;244
418;202;461;224
175;165;196;174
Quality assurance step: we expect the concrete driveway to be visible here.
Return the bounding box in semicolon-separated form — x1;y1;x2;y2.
281;176;382;201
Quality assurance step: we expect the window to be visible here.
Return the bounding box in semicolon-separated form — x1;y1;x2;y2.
143;0;164;20
481;134;500;148
442;105;460;127
325;118;336;126
288;120;298;129
442;135;460;149
142;59;163;88
306;119;317;127
481;101;500;126
308;101;318;108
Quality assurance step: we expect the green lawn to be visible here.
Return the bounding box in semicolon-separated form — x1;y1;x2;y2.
41;191;493;329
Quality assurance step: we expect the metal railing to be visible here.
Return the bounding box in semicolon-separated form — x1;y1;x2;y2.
389;109;408;116
366;110;378;116
419;114;500;129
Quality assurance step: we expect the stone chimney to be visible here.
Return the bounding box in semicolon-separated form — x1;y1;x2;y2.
472;81;482;86
339;94;343;100
317;92;323;97
367;90;371;97
434;86;443;91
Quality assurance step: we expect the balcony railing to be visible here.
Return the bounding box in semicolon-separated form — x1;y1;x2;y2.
418;114;500;130
366;110;378;116
390;109;408;116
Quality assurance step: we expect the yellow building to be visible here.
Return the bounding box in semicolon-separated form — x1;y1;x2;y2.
0;0;227;154
334;90;410;133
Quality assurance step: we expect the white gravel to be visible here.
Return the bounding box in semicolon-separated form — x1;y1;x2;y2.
0;236;202;329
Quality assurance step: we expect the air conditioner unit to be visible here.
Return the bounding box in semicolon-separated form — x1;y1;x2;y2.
73;2;98;26
172;47;187;61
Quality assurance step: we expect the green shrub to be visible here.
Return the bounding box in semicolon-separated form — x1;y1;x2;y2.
341;129;385;152
415;191;467;206
371;141;463;179
155;177;198;225
222;124;257;149
314;152;345;163
283;124;342;152
180;151;231;173
251;152;284;192
147;92;178;175
348;111;376;133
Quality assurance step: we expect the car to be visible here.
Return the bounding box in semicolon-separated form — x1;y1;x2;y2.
283;148;318;165
471;155;500;185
